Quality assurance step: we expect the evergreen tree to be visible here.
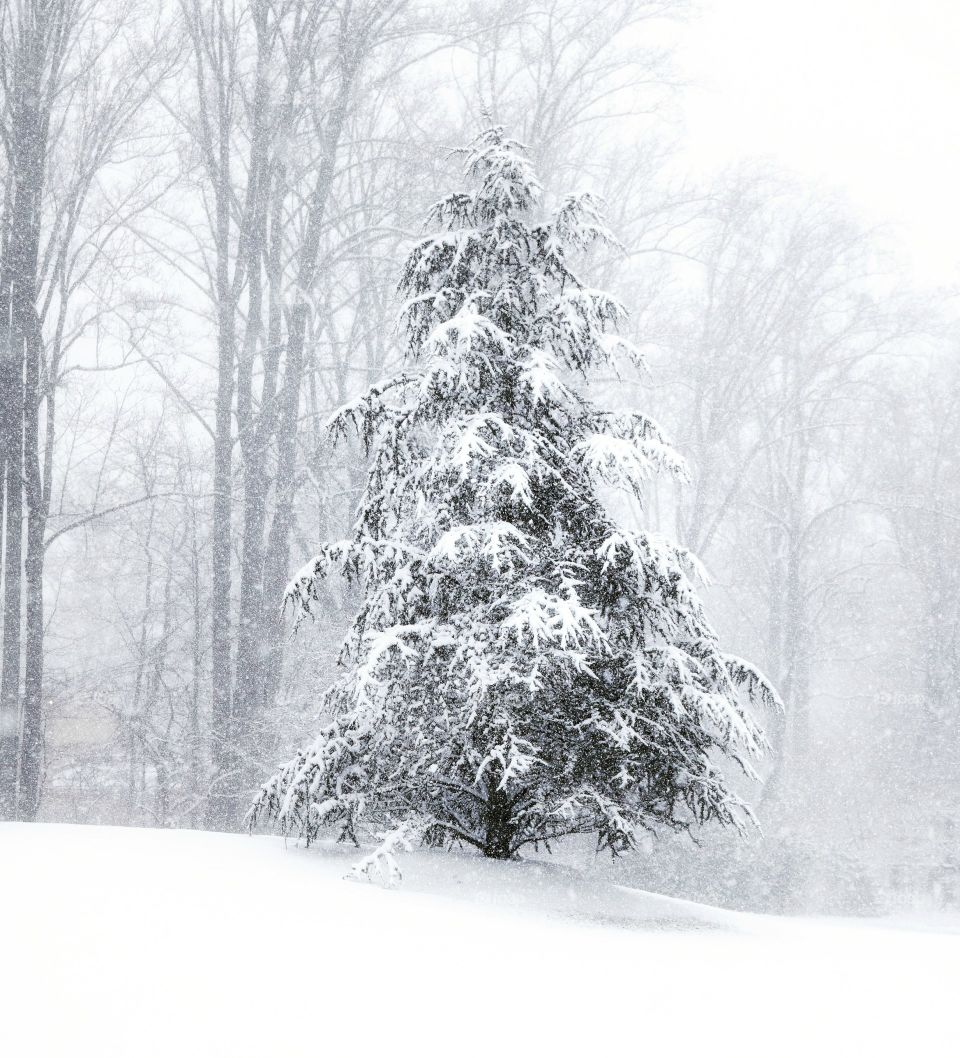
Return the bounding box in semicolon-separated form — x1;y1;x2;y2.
249;129;780;858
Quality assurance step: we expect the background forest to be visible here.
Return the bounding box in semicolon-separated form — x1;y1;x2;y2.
0;0;956;916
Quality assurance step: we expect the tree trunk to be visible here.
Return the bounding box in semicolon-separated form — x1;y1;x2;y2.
207;297;234;829
261;68;355;710
482;783;516;859
0;451;23;818
19;305;46;820
206;137;237;830
188;498;203;828
232;24;274;809
0;48;46;818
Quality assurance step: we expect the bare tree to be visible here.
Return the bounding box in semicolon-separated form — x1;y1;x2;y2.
0;0;175;819
177;0;409;827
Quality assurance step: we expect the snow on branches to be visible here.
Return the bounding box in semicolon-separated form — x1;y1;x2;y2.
250;128;781;860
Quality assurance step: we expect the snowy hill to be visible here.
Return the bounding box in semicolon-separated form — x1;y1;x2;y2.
1;824;956;1057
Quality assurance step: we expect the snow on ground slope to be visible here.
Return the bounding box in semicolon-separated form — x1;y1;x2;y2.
1;824;956;1057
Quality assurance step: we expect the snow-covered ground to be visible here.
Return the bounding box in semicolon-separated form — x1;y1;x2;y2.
2;823;956;1057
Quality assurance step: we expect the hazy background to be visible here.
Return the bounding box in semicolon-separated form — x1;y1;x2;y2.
683;0;960;285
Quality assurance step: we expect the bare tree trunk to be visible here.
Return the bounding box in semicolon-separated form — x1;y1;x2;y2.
0;4;52;817
147;530;178;826
0;157;28;820
129;498;157;821
0;162;22;817
19;309;46;818
0;452;22;817
262;44;360;710
188;0;240;829
232;3;277;810
188;494;204;827
207;245;236;829
209;470;233;823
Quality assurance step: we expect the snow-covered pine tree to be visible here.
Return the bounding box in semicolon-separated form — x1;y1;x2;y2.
249;128;780;859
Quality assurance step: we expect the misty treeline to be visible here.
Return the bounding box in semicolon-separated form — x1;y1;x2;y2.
0;0;955;912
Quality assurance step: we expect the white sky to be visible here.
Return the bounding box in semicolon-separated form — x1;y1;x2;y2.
677;0;960;284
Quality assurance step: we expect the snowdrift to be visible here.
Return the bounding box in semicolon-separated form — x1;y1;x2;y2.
1;822;955;1057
